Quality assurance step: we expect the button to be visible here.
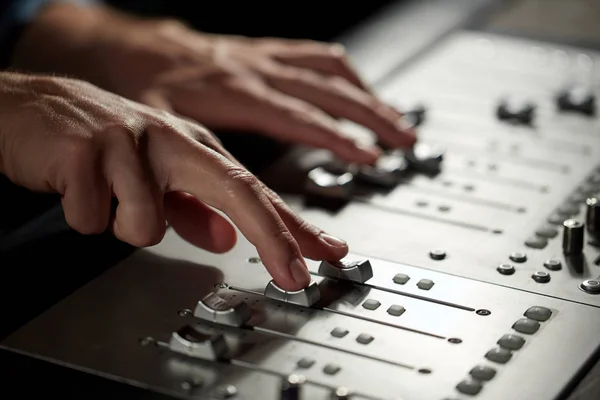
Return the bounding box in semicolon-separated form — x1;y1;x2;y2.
532;271;551;283
548;214;565;225
356;334;374;345
393;273;410;284
525;237;548;249
193;292;252;327
264;280;321;306
497;334;526;350
330;387;352;400
169;325;229;360
580;279;600;294
469;365;497;381
536;225;558;238
524;306;552;322
297;358;315;369
323;364;341;375
509;252;527;263
562;219;585;255
496;98;535;125
417;279;434;290
485;348;513;364
318;258;373;283
543;259;562;271
557;86;596;116
280;374;305;398
512;318;540;334
331;327;349;338
362;299;381;310
305;167;354;199
497;263;515;275
429;249;446;260
387;305;406;317
456;379;483;395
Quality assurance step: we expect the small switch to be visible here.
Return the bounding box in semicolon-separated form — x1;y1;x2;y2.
456;379;483;395
323;364;341;375
296;358;315;369
512;318;540;334
387;305;406;317
497;334;525;350
485;348;513;364
356;334;374;345
393;273;410;285
524;306;552;322
469;365;496;381
362;299;381;310
331;327;349;338
417;279;434;290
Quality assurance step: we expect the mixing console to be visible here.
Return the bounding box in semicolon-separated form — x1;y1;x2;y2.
2;5;600;400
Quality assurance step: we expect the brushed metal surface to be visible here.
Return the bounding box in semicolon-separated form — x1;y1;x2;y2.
4;12;600;400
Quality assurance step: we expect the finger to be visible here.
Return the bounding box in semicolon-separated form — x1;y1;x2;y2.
60;144;112;235
165;137;311;290
242;85;381;164
266;40;371;91
164;191;237;253
261;185;349;261
105;132;166;247
265;66;417;149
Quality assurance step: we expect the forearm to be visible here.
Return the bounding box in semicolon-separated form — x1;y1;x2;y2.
10;2;135;89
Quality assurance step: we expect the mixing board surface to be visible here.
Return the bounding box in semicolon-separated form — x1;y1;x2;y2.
2;12;600;400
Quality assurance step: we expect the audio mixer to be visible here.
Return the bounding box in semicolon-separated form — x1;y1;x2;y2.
2;1;600;400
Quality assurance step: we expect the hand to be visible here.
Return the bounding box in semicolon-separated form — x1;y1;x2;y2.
0;73;348;290
11;3;416;165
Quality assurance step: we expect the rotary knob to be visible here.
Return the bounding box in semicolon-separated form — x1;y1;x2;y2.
168;325;228;360
586;197;599;237
280;374;305;400
193;292;252;327
264;280;321;306
562;219;585;255
318;258;373;283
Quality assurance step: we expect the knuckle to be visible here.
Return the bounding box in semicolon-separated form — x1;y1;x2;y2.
328;43;348;59
61;136;98;170
225;167;261;191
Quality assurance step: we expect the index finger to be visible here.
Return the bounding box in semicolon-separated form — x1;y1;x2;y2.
164;135;311;291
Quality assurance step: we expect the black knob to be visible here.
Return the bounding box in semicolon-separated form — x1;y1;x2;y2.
562;219;585;255
586;197;599;236
496;98;535;125
557;87;596;116
280;374;305;400
330;387;352;400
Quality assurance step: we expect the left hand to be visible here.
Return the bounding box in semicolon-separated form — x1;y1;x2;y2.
12;3;417;165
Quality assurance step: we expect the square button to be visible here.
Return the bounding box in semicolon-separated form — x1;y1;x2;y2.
387;305;406;317
323;364;341;375
296;358;315;369
393;273;410;285
469;365;496;381
497;334;525;350
362;299;381;310
417;279;434;290
485;348;512;364
330;327;349;338
524;306;552;322
512;318;540;334
356;334;374;345
456;380;483;395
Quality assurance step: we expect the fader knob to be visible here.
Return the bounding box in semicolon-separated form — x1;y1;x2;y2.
280;374;305;400
405;143;444;174
586;198;599;236
557;87;596;116
562;219;585;255
193;292;252;327
330;387;352;399
305;167;354;199
168;325;228;360
318;258;373;283
496;98;535;125
264;280;321;306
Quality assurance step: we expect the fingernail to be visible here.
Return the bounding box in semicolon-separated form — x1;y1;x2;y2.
396;117;416;132
355;142;382;158
289;258;310;285
319;232;347;248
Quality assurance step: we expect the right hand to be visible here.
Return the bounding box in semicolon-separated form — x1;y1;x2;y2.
0;73;349;290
